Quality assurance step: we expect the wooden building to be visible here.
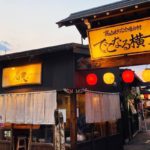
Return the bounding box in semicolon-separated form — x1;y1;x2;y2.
0;43;124;150
57;0;150;148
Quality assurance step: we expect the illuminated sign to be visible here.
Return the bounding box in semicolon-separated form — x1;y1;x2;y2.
87;17;150;60
2;63;42;88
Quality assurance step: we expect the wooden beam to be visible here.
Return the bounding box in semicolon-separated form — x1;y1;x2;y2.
70;89;77;150
89;5;150;23
77;52;150;70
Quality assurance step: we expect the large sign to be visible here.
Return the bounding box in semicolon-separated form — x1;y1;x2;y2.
2;63;42;87
87;17;150;60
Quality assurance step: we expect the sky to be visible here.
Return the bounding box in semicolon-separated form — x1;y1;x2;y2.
0;0;149;80
0;0;120;52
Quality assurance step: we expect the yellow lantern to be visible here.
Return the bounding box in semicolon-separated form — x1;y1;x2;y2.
142;69;150;82
103;72;115;84
140;94;144;99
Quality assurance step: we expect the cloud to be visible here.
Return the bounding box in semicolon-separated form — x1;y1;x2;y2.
0;41;11;51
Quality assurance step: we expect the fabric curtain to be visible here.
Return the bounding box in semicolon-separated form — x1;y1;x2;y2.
6;94;16;123
85;91;121;123
0;90;57;124
0;95;6;123
44;91;57;124
25;93;33;124
16;94;25;123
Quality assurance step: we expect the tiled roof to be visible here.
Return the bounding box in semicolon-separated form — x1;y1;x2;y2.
57;0;150;26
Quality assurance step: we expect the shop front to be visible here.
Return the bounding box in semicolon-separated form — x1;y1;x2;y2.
0;43;90;150
0;43;124;150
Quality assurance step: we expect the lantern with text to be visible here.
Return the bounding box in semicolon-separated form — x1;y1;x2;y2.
86;73;97;85
122;70;134;83
103;72;115;84
142;69;150;82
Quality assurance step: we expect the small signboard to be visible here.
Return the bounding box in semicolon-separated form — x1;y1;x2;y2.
87;17;150;60
2;63;42;87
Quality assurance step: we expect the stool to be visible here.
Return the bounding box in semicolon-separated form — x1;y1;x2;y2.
17;136;26;150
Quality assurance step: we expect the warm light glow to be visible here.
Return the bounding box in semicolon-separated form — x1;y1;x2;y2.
86;73;97;85
145;94;149;99
2;63;42;88
88;18;150;60
103;72;115;84
140;94;144;99
142;69;150;82
122;70;134;83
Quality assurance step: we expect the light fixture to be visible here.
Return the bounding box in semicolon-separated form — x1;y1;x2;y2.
140;94;144;99
120;9;124;12
103;72;115;84
145;94;149;99
122;70;134;83
142;69;150;82
86;73;98;85
106;12;110;16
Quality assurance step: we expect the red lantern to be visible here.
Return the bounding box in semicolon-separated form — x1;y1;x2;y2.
86;73;97;85
145;94;149;99
122;70;134;83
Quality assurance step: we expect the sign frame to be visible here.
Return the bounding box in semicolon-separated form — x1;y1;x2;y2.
2;63;42;88
87;17;150;60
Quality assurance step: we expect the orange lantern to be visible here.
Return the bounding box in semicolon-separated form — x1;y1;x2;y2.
142;69;150;82
140;94;144;99
103;72;115;84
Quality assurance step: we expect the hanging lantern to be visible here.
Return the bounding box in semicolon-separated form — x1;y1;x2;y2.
142;69;150;82
86;73;98;85
140;94;144;99
145;94;149;99
103;72;115;84
122;70;134;83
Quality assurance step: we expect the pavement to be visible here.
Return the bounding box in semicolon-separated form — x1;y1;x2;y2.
124;118;150;150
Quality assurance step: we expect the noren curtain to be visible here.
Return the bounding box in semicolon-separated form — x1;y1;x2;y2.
0;90;56;124
85;91;121;123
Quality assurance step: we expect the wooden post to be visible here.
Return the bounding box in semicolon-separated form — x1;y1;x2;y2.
70;89;77;150
10;124;14;150
28;124;32;150
53;125;55;150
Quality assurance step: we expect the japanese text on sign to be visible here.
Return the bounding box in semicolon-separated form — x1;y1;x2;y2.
87;17;150;60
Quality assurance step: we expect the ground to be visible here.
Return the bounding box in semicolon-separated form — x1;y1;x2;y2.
124;118;150;150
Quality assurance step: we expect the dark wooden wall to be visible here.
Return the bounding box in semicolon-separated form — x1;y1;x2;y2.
0;51;75;93
0;140;11;150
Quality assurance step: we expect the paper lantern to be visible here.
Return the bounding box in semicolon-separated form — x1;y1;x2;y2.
122;70;134;83
86;73;97;85
140;94;144;99
145;94;149;99
103;72;115;84
142;69;150;82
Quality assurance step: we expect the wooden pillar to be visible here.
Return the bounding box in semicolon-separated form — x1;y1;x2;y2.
70;89;77;150
28;124;32;150
10;124;14;150
53;125;55;150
